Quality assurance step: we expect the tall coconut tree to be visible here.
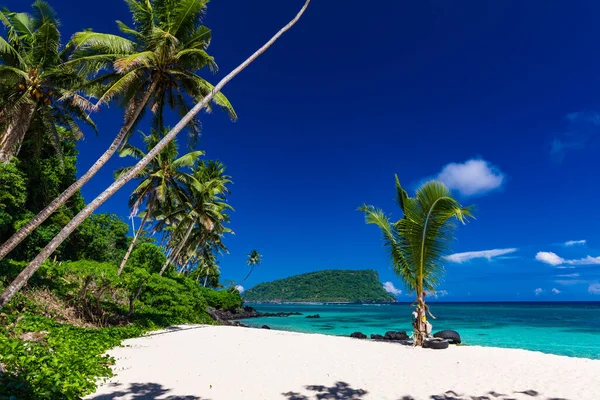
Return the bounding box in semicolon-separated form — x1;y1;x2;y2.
114;129;203;275
0;1;97;163
360;177;473;346
241;249;262;285
0;0;236;262
0;0;311;310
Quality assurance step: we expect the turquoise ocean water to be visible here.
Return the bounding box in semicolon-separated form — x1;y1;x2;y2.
242;302;600;359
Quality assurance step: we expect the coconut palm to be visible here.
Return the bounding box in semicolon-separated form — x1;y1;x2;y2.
0;1;97;163
241;249;262;284
360;177;473;346
158;160;233;275
114;129;203;275
0;0;236;262
0;0;311;310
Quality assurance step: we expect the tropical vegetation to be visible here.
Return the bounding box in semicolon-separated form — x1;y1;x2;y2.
360;177;473;346
243;270;398;303
0;0;311;397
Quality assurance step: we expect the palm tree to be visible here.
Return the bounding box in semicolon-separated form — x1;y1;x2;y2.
241;249;262;284
115;129;203;275
158;160;233;276
360;177;473;346
0;1;97;163
0;0;236;262
0;0;311;309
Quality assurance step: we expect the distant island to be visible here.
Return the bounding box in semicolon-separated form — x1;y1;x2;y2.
243;269;397;303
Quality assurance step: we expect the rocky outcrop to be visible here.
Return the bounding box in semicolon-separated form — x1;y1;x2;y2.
370;334;384;340
261;325;271;329
306;314;320;319
207;306;302;323
350;332;367;339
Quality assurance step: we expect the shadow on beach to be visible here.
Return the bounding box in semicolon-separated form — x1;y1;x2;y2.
86;382;208;399
281;381;569;400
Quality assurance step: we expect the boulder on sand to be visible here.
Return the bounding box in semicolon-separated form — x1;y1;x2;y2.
384;331;409;341
350;332;367;339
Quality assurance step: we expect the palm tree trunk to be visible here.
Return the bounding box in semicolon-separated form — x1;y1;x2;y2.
413;294;427;346
0;80;158;261
0;102;36;164
117;212;149;275
160;222;194;276
240;266;254;285
0;0;311;309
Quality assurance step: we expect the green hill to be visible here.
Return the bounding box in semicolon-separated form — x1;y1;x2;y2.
243;269;397;303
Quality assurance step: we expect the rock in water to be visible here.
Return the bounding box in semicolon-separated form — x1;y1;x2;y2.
350;332;367;339
384;331;409;341
306;314;321;319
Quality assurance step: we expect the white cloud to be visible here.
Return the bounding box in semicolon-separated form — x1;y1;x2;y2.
436;159;505;196
565;240;586;246
446;248;517;263
557;273;580;278
383;282;402;295
426;290;449;298
589;283;600;295
534;288;544;296
555;279;588;286
535;252;564;266
535;251;600;266
552;288;561;295
235;285;245;293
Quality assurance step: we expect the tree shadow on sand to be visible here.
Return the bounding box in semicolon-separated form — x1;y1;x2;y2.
282;381;367;399
398;389;569;400
86;382;208;399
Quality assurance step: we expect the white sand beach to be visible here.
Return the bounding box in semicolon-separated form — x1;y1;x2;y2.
86;325;600;400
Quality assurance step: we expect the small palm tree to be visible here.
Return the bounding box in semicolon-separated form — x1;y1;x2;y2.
360;177;473;346
241;249;262;284
115;129;203;275
0;1;97;163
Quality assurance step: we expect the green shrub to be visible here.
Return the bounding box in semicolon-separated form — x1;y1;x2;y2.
198;287;243;311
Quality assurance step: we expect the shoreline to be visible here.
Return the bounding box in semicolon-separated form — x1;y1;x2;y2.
86;324;600;400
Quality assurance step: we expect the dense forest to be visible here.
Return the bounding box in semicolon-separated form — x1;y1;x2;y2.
243;270;398;303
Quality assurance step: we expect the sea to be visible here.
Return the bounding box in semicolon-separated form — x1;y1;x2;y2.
242;302;600;359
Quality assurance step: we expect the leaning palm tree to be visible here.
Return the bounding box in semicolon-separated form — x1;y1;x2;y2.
0;0;235;261
0;1;97;163
360;177;473;346
0;0;311;310
241;249;262;284
115;129;203;275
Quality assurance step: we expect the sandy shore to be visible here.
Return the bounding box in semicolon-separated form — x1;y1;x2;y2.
85;325;600;400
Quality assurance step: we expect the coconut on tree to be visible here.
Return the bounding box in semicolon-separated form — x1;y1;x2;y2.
360;177;473;346
0;1;97;164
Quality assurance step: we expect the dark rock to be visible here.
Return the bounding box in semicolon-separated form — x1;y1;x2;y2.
306;314;321;319
370;334;385;340
262;311;303;317
384;331;410;341
261;325;271;329
350;332;367;339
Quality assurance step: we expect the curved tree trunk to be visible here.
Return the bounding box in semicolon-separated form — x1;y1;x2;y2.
0;81;158;261
0;0;311;309
240;266;254;285
0;102;36;164
117;212;149;275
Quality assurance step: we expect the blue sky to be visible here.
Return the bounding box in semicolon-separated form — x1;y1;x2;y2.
5;0;600;300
